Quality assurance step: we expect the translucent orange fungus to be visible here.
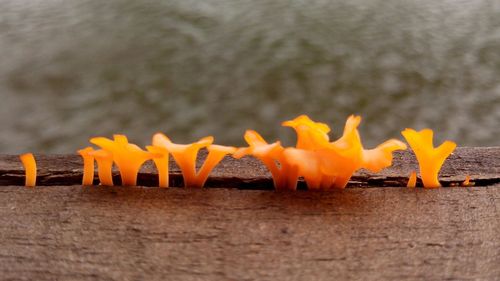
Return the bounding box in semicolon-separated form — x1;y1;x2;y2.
146;145;170;188
401;128;457;188
233;130;288;188
89;149;114;186
461;175;473;187
237;115;407;190
91;135;158;186
282;115;330;149
19;153;36;187
196;144;237;187
77;147;95;186
407;171;417;188
153;133;236;188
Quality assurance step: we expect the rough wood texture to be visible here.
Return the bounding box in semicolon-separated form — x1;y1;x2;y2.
0;185;498;280
1;148;499;280
1;147;499;188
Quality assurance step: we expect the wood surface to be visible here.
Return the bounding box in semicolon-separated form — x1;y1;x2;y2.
0;147;499;280
0;186;499;281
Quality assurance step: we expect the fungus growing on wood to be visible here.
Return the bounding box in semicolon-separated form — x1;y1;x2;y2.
195;144;237;187
146;145;169;188
19;153;36;187
407;171;417;188
89;149;114;186
237;115;407;190
77;147;95;186
234;130;298;189
280;148;322;190
90;135;158;186
461;175;473;187
401;128;457;188
282;114;331;149
284;115;406;189
152;133;236;188
285;115;407;189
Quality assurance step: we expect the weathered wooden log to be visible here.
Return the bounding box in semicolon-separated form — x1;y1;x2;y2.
0;147;499;188
0;185;498;280
0;147;499;280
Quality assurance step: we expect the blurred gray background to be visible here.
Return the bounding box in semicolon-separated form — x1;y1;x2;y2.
1;0;499;153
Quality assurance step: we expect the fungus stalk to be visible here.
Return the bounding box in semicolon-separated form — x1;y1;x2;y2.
194;145;237;188
153;133;212;187
146;146;169;188
233;130;290;190
90;149;114;186
78;147;95;186
20;153;36;187
407;171;417;188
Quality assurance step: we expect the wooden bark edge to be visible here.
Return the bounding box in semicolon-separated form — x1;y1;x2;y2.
0;147;499;188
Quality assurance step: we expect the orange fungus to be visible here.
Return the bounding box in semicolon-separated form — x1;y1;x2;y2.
146;145;170;188
461;175;473;187
19;153;36;187
195;144;237;188
407;171;417;188
152;133;235;188
282;114;330;149
401;128;456;188
89;149;114;186
238;115;406;190
77;146;95;186
233;130;289;189
91;135;158;186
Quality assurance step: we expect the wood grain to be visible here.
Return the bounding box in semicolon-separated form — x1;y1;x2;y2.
0;148;498;280
0;185;498;280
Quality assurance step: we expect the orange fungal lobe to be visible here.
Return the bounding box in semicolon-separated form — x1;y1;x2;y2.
239;115;407;190
64;115;459;191
195;144;237;188
91;134;157;186
78;146;96;186
401;128;456;188
20;153;36;187
461;175;473;187
407;171;417;188
146;145;170;188
89;149;114;186
152;133;232;188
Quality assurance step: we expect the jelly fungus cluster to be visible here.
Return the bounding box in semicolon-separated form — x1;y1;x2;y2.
74;134;235;188
18;115;463;189
234;115;407;190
